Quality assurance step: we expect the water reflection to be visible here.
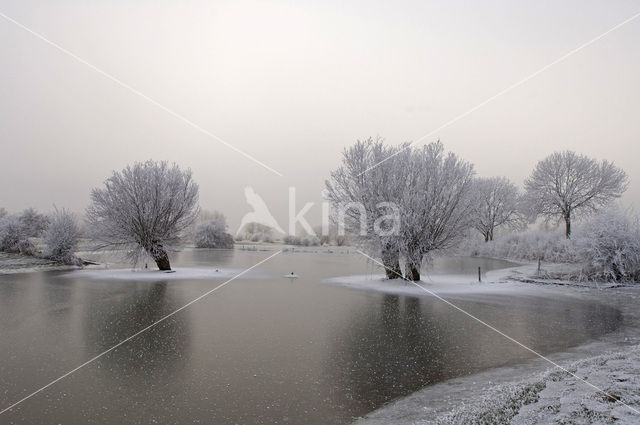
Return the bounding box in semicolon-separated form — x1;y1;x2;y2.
0;251;623;425
81;281;191;378
324;292;622;416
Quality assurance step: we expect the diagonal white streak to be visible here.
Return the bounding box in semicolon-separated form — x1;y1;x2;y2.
0;250;283;415
0;11;283;177
356;249;640;415
358;10;640;176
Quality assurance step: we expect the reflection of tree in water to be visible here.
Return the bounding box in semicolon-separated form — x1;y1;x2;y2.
82;281;191;381
325;293;623;417
174;247;236;268
325;294;471;415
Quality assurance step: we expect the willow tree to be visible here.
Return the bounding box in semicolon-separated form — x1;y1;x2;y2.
326;139;475;281
86;160;199;270
399;142;476;280
325;138;408;279
524;151;627;238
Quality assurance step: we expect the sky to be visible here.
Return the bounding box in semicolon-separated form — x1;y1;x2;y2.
1;0;639;233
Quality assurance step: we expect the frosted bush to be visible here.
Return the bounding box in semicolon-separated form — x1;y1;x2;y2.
575;209;640;283
282;235;320;246
0;212;45;255
464;229;578;263
301;235;320;246
44;209;81;265
236;222;275;243
17;239;37;256
283;235;301;245
0;215;26;253
18;207;49;237
194;220;234;249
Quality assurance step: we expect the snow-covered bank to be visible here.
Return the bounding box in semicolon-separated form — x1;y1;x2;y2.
346;265;640;424
355;344;640;425
322;266;558;300
0;252;80;274
64;266;267;281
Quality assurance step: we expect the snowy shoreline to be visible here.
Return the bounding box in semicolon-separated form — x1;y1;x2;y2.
334;264;640;424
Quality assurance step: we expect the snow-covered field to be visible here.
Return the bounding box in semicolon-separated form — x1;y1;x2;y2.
342;264;640;425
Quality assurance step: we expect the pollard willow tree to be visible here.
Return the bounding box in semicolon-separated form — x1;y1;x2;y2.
326;139;475;281
399;142;476;280
325;138;409;279
472;176;525;242
86;160;199;270
524;151;628;238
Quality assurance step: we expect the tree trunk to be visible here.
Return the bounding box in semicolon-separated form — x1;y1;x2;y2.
405;262;421;281
564;212;571;239
404;249;422;281
381;243;402;279
484;232;490;242
149;242;171;271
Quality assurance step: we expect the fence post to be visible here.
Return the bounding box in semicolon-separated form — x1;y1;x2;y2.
478;266;481;282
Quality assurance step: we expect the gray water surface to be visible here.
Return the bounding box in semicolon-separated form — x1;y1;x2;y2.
0;249;621;424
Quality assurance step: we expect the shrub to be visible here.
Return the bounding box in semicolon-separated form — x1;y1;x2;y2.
463;229;578;263
575;209;640;283
194;220;234;249
235;222;275;243
283;234;320;246
18;208;49;237
17;239;37;256
283;235;298;245
44;209;81;265
0;215;25;253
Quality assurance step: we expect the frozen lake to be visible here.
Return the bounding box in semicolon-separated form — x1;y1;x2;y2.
0;249;622;424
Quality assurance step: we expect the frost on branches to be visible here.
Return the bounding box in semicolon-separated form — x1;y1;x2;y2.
576;209;640;283
524;151;627;238
471;177;526;242
86;160;199;270
0;208;51;255
194;217;234;249
399;142;475;280
326;139;475;281
44;209;81;265
325;137;408;279
18;207;49;238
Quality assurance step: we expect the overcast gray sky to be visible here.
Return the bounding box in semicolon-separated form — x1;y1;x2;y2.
1;0;639;232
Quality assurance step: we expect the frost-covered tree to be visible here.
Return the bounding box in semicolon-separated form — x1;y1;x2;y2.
194;218;234;249
576;209;640;282
326;139;475;281
18;207;50;238
472;177;525;242
399;142;475;280
44;209;81;265
236;222;276;243
524;151;628;238
86;160;199;270
325;138;409;279
0;208;7;219
199;209;228;225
